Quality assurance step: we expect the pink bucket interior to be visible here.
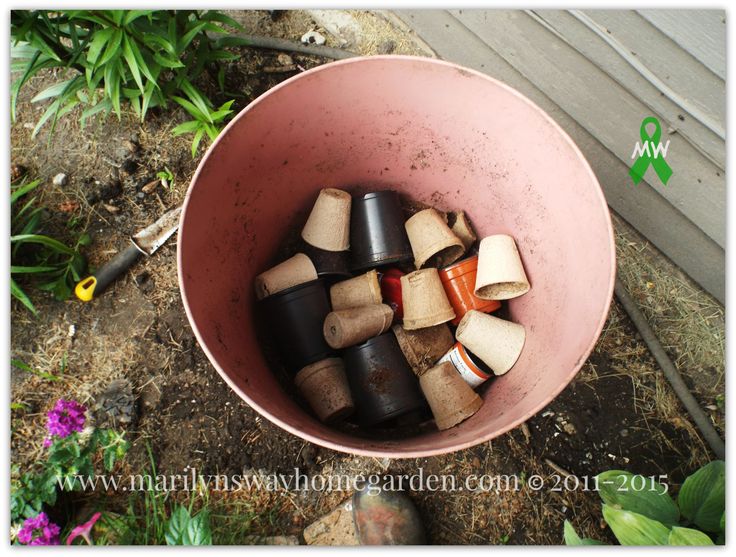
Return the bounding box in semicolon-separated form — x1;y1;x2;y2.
178;56;615;457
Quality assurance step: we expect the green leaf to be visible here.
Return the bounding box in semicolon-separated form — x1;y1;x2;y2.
86;26;114;66
171;120;200;136
97;28;123;68
123;10;154;26
142;33;177;56
191;127;205;158
179;79;213;123
165;506;191;545
201;11;244;31
668;527;715;546
596;471;679;527
563;520;604;545
10;278;37;315
122;33;145;93
153;52;184;68
678;461;725;533
80;98;112;127
104;61;122;118
179;21;208;52
11;179;42;204
11;265;57;274
109;10;125;26
601;505;670;546
172;95;207;122
127;35;158;85
183;511;212;545
10;234;76;254
31;78;77;103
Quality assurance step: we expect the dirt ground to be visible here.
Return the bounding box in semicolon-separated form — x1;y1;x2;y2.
10;10;724;545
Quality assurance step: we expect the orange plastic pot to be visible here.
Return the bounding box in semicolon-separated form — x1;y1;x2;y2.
439;255;501;326
178;56;615;457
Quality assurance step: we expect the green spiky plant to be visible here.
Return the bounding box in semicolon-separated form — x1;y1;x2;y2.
10;10;245;156
11;178;89;312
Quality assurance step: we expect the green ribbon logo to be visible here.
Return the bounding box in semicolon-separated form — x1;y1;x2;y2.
629;117;673;185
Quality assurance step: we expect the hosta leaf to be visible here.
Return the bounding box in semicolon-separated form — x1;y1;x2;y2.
165;506;190;545
563;520;604;545
668;527;714;546
678;461;725;533
601;505;670;546
597;470;679;527
182;511;212;545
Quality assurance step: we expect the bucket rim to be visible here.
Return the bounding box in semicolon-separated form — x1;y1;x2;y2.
177;55;616;458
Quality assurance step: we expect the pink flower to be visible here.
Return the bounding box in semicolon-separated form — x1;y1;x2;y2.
66;512;102;545
44;399;86;447
17;512;60;545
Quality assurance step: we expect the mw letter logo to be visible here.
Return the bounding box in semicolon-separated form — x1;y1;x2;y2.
629;116;673;186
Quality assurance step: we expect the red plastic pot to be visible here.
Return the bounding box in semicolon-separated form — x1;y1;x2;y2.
178;56;615;457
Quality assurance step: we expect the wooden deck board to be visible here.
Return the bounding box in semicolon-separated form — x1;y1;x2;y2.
393;9;725;303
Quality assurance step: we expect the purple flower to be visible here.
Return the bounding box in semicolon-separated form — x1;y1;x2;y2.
66;512;102;545
44;399;86;446
17;513;61;545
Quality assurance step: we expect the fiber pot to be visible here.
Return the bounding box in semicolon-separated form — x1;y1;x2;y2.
254;253;317;300
259;279;334;372
330;270;382;310
295;357;354;423
179;56;615;457
475;235;530;300
419;361;484;430
350;191;413;271
401;268;455;330
323;304;394;349
405;208;465;269
456;310;526;376
301;188;352;251
439;255;501;326
342;333;426;427
392;323;455;376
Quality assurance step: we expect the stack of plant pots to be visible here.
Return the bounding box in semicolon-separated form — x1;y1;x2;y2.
255;188;532;435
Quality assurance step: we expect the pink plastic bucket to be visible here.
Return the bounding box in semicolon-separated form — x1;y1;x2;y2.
178;56;615;457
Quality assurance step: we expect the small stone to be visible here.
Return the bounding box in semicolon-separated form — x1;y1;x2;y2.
277;53;294;66
53;173;68;187
620;428;629;437
378;40;396;54
103;203;120;214
11;164;27;182
136;192;145;199
471;456;481;468
301;30;326;45
141;179;159;194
